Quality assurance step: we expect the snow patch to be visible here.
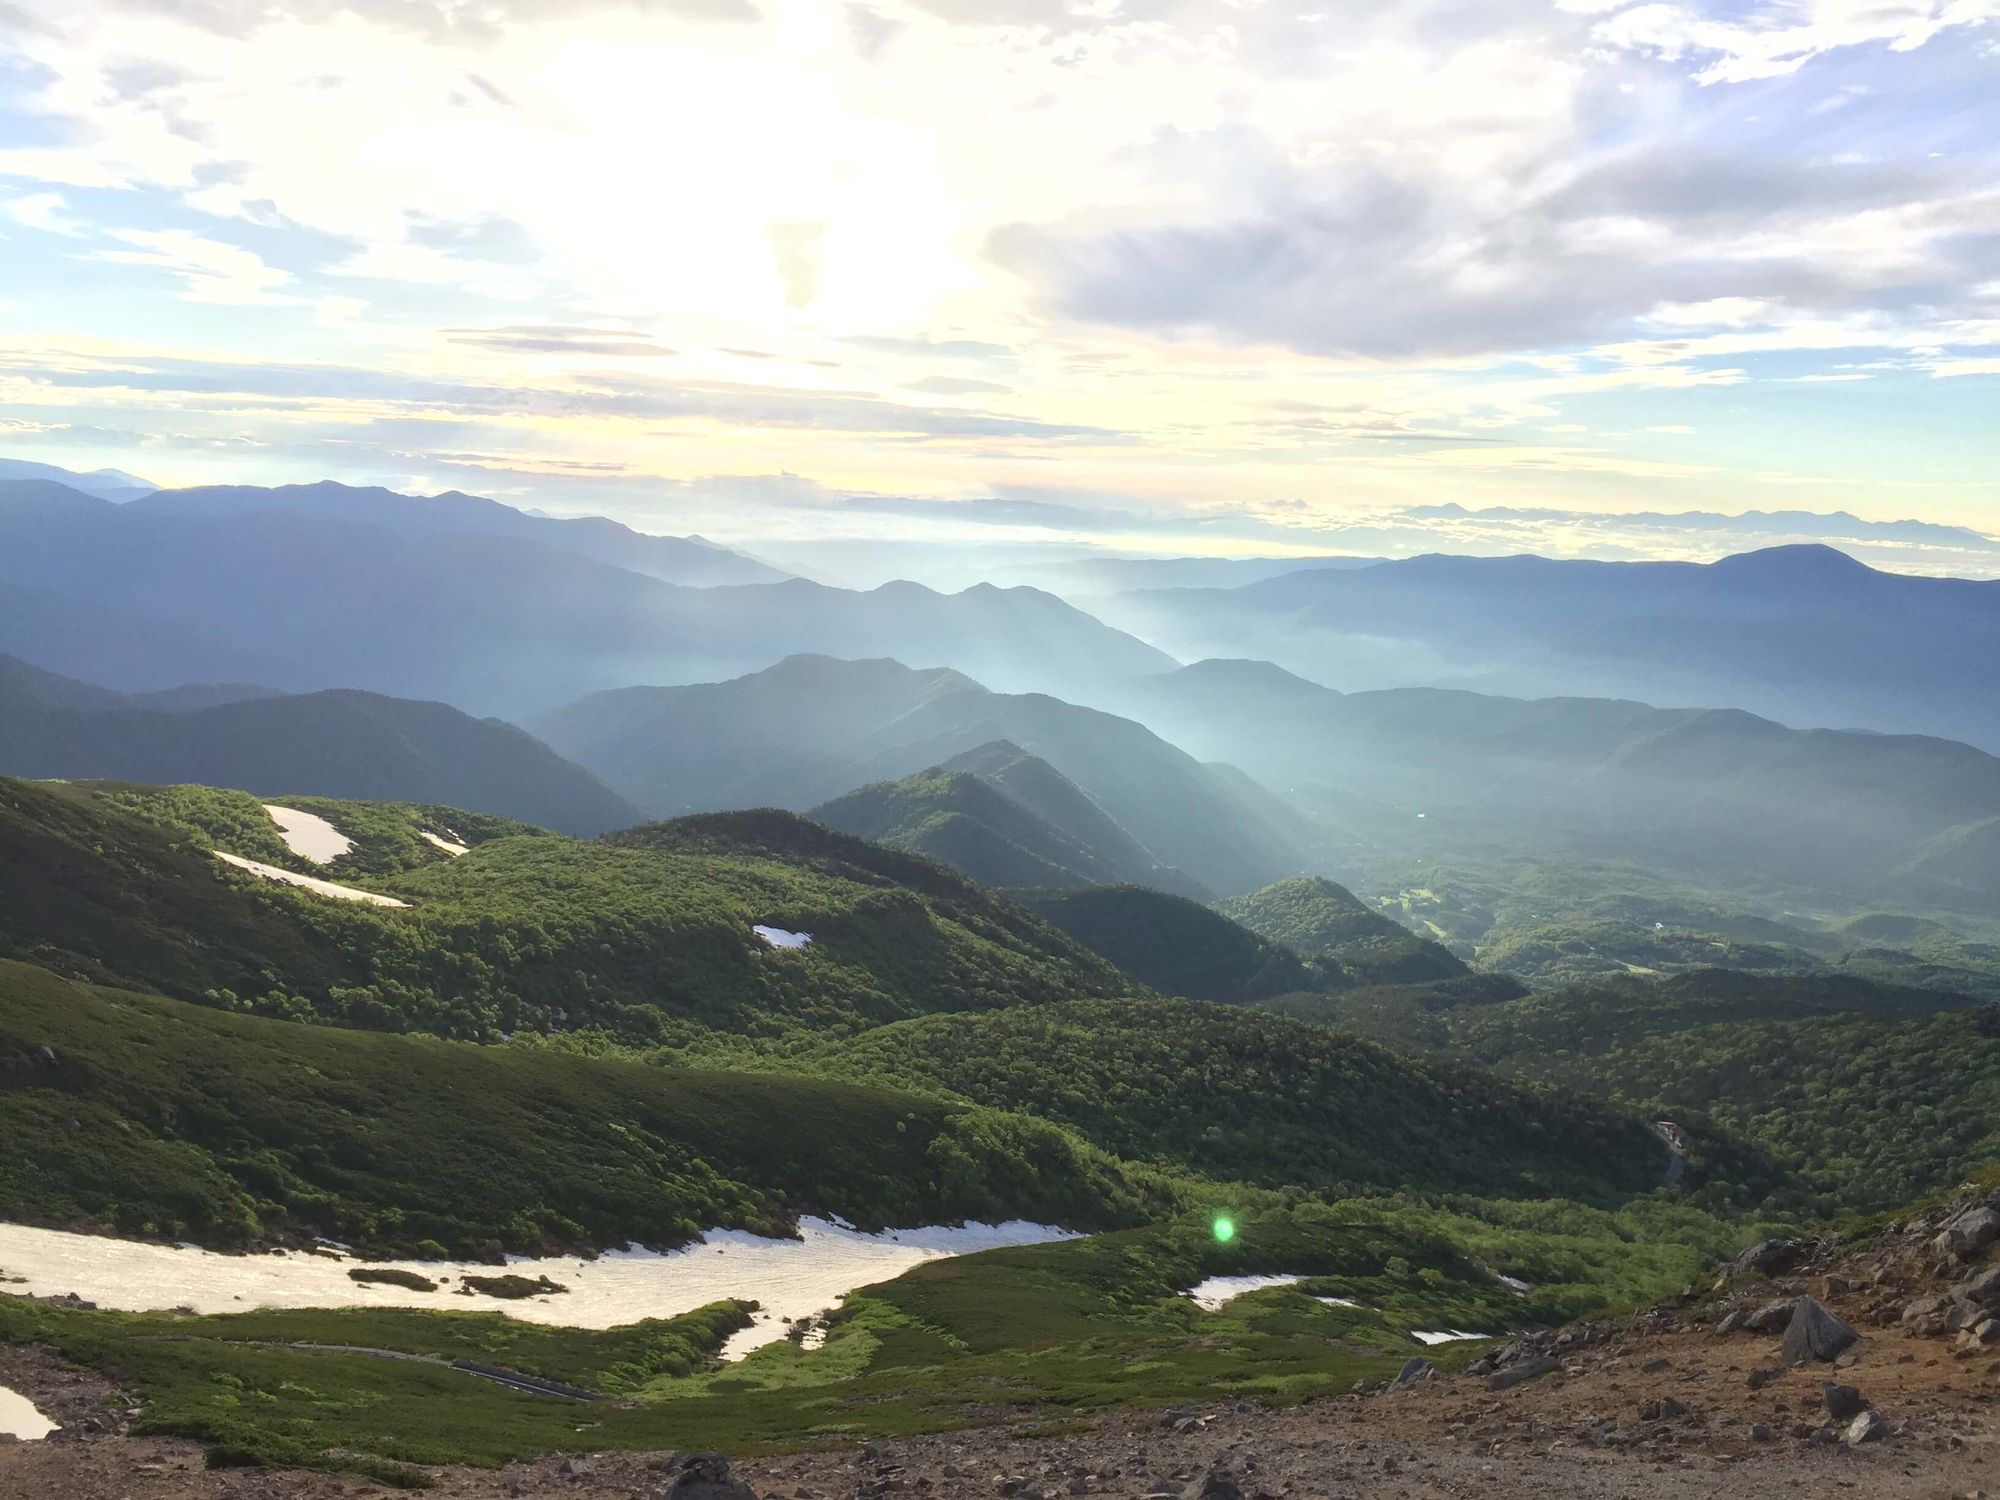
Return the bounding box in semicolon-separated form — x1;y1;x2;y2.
0;1218;1074;1361
1186;1273;1304;1310
0;1385;56;1441
753;925;813;949
420;830;470;857
263;804;352;863
214;851;409;908
1412;1329;1493;1345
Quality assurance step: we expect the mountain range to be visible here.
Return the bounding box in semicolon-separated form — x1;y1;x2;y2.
0;654;638;836
1087;545;2000;752
1102;657;2000;910
0;477;1173;716
538;654;1306;897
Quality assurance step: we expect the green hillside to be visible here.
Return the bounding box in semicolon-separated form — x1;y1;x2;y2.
0;961;1158;1255
0;779;1135;1045
794;996;1673;1205
1219;876;1468;987
811;741;1208;897
1010;885;1320;1005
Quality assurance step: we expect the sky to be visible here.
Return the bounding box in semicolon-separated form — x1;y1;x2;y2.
1;0;1997;573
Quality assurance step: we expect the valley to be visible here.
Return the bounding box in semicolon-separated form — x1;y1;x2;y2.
1;470;1996;1496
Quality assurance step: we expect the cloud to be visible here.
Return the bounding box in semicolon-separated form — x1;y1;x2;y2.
1;190;81;234
446;325;679;358
93;228;294;304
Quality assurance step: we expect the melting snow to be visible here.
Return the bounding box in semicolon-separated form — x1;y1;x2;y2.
420;830;471;857
214;851;409;908
753;925;813;949
0;1385;56;1441
263;804;352;863
1412;1329;1493;1345
0;1218;1073;1361
1186;1273;1304;1310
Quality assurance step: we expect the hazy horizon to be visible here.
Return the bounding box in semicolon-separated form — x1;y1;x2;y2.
3;0;1996;573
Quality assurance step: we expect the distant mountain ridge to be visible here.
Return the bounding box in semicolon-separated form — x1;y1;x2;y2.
0;654;638;835
0;477;1175;716
133;478;788;588
539;654;1304;897
1090;544;2000;752
0;455;156;501
811;741;1210;898
1103;657;2000;910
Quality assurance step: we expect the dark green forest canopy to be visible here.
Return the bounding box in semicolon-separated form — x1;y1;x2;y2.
1219;876;1468;988
0;961;1161;1256
792;997;1673;1206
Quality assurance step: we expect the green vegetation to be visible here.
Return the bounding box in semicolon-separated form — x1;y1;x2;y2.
792;997;1668;1205
1308;966;1994;1215
1220;877;1468;987
0;779;1137;1044
1011;886;1320;1005
0;961;1160;1254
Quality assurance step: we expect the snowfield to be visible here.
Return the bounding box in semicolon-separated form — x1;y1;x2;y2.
0;1384;55;1441
213;850;410;907
263;804;352;863
0;1219;1076;1361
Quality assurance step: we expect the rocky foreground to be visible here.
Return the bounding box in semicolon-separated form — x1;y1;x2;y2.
5;1187;1999;1500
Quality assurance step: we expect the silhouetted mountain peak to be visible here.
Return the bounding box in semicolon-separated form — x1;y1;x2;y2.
1707;543;1875;583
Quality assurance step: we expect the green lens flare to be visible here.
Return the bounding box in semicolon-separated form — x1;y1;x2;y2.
1212;1215;1235;1243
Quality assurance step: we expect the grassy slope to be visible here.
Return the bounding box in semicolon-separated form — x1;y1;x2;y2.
1010;885;1321;1006
1219;877;1468;987
0;780;1138;1044
1314;967;1994;1215
791;996;1670;1206
0;961;1160;1254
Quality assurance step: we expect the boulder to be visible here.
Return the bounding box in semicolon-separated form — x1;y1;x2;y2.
1822;1383;1867;1420
1936;1207;2000;1260
1486;1355;1560;1391
1782;1297;1859;1365
1725;1239;1806;1280
1743;1299;1796;1334
1954;1268;2000;1310
1958;1318;2000;1349
1390;1357;1441;1389
1843;1410;1887;1446
1183;1472;1242;1500
660;1452;759;1500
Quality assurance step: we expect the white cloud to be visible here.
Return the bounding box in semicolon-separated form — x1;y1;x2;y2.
94;228;295;305
3;192;85;235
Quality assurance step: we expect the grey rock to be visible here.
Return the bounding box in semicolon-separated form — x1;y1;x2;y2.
1782;1296;1859;1365
1955;1267;2000;1309
1486;1355;1559;1391
1390;1357;1441;1388
1822;1383;1867;1420
1749;1423;1774;1443
1725;1239;1806;1279
1744;1299;1797;1334
661;1452;759;1500
1937;1207;2000;1259
1844;1410;1888;1446
1182;1473;1242;1500
1715;1309;1747;1336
